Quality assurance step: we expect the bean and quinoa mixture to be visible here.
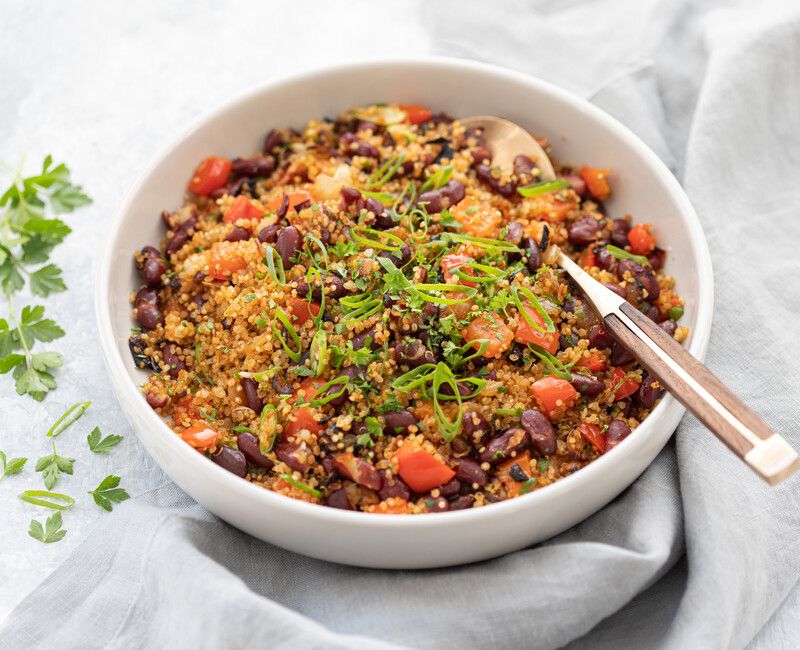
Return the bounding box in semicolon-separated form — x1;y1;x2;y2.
130;102;687;514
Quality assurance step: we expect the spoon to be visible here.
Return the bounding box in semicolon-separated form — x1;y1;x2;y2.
463;115;799;485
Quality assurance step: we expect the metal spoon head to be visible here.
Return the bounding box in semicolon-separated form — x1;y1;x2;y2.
460;115;556;180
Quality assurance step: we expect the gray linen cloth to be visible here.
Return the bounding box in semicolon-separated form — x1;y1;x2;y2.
2;0;800;647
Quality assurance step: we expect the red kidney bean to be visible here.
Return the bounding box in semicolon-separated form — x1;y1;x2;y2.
449;494;475;510
606;420;632;450
236;432;274;470
559;173;586;196
588;324;614;349
333;454;383;490
610;342;635;366
326;487;354;510
603;282;626;298
161;210;174;229
660;320;677;336
394;339;435;368
274;194;290;220
559;331;580;351
165;214;197;255
378;242;411;267
352;327;379;351
635;267;661;301
271;374;293;395
571;373;605;396
648;248;666;271
231;156;275;178
521;237;541;272
145;390;168;409
226;226;250;242
326;367;360;410
424;496;449;513
568;217;600;246
504;221;524;245
383;410;417;436
340;133;379;158
357;120;379;133
344;483;379;508
520;409;556;455
513;155;534;176
379;476;410;501
475;164;516;197
636;373;661;408
609;229;629;247
470;146;492;167
461;410;491;445
263;129;284;154
641;303;661;322
134;288;163;330
439;478;461;497
275;226;301;269
210;446;248;478
454;458;487;486
275;441;310;473
129;335;158;371
138;246;167;286
258;223;281;243
441;179;465;205
596;246;616;271
240;378;263;413
340;186;362;207
479;428;529;464
616;258;642;281
160;343;186;378
417;188;445;213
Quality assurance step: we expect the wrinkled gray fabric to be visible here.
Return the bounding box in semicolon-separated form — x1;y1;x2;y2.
2;0;800;648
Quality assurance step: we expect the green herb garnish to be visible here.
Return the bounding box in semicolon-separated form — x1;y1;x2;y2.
273;307;303;363
279;473;322;498
35;440;74;490
0;450;27;481
351;225;404;252
28;511;66;543
87;426;123;454
605;244;650;266
517;179;570;197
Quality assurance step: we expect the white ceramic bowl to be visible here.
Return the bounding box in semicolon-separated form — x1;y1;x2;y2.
96;58;713;569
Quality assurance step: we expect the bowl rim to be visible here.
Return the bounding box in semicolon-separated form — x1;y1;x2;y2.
95;56;714;529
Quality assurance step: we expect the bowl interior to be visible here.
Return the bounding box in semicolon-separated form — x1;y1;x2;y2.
98;59;712;564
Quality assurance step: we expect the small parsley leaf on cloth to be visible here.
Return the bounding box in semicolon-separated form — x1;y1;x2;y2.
0;450;28;481
87;426;123;453
89;475;130;512
35;442;75;490
28;511;66;544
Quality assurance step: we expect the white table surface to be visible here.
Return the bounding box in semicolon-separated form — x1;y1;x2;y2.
0;0;430;620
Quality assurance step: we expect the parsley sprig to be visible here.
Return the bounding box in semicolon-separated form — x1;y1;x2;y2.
0;156;91;400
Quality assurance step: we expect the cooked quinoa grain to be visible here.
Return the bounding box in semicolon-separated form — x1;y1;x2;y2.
131;102;686;514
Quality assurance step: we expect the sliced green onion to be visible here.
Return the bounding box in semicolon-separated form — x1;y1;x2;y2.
367;152;405;188
18;490;75;510
519;477;538;494
451;261;507;284
273;308;303;363
231;425;254;434
605;244;650;266
444;233;521;253
360;190;396;206
391;181;417;218
392;363;437;392
340;293;383;323
279;473;322;498
495;408;524;416
517;179;571;197
351;225;404;251
420;165;453;193
411;283;477;305
47;401;91;438
431;362;462;442
264;246;287;285
449;339;489;369
436;376;486;401
304;266;326;328
258;404;279;453
304;233;329;271
529;345;575;380
309;375;350;407
668;305;684;320
511;285;556;333
309;330;328;377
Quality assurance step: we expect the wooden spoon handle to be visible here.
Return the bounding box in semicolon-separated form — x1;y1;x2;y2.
604;303;799;484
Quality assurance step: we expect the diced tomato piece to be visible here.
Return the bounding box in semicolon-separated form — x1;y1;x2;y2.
462;312;514;359
532;376;578;417
449;197;502;237
514;306;559;353
208;243;247;280
577;351;607;372
180;422;219;450
497;450;532;497
333;453;383;490
265;190;313;213
284;407;323;438
610;366;641;401
579;166;612;201
628;223;656;255
578;423;606;454
578;246;597;269
534;198;578;223
172;396;201;427
396;442;455;493
224;195;264;224
288;297;321;326
399;104;432;125
293;376;327;401
441;253;476;288
188;156;232;196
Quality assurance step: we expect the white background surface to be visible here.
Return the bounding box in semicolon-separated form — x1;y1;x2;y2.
0;0;430;620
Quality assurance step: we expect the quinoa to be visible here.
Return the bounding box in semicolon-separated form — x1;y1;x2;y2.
129;103;686;514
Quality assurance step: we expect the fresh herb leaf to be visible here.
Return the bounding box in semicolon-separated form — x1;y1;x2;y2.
376;395;403;414
0;450;28;481
35;442;74;490
28;512;66;544
87;426;123;453
88;475;131;512
29;263;67;296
